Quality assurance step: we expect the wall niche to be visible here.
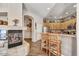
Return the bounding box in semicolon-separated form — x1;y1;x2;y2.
0;12;8;25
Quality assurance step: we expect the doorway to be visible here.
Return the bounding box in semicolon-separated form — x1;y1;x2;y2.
24;15;33;48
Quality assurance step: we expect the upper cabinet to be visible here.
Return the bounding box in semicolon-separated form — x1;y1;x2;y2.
43;18;76;30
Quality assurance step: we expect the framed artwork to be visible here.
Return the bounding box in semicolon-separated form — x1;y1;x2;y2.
8;30;23;48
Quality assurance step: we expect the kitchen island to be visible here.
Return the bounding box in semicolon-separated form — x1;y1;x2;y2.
41;33;76;56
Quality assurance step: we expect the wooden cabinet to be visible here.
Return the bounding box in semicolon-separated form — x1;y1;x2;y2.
49;23;61;30
41;33;61;56
41;33;49;55
48;23;68;30
43;18;76;30
49;34;61;56
42;18;76;56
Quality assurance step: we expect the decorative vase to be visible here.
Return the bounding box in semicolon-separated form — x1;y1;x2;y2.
13;19;19;26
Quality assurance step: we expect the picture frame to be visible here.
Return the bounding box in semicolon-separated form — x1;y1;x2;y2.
8;30;23;48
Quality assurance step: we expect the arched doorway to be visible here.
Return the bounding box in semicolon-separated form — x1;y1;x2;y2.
24;15;34;48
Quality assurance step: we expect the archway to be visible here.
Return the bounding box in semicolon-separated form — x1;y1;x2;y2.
24;15;34;48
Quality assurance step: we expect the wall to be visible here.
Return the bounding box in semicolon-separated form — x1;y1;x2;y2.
24;30;32;38
0;3;29;56
23;10;43;42
8;3;22;27
0;3;22;29
77;4;79;56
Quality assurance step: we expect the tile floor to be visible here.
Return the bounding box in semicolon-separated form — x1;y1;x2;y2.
25;39;47;56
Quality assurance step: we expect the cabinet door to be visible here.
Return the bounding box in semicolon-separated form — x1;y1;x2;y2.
61;36;72;56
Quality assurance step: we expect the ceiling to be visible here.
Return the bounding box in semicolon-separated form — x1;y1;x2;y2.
47;3;76;20
23;3;76;20
23;3;55;17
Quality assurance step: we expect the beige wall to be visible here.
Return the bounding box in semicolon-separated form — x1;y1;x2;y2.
23;10;43;42
0;3;28;56
77;3;79;56
0;3;22;29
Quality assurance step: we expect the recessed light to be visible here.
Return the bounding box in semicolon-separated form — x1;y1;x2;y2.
73;4;76;7
47;8;50;10
65;12;68;14
54;16;57;18
54;17;58;19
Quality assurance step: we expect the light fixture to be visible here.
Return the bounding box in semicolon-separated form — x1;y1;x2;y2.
65;12;68;14
54;16;57;19
47;8;50;10
73;4;76;7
